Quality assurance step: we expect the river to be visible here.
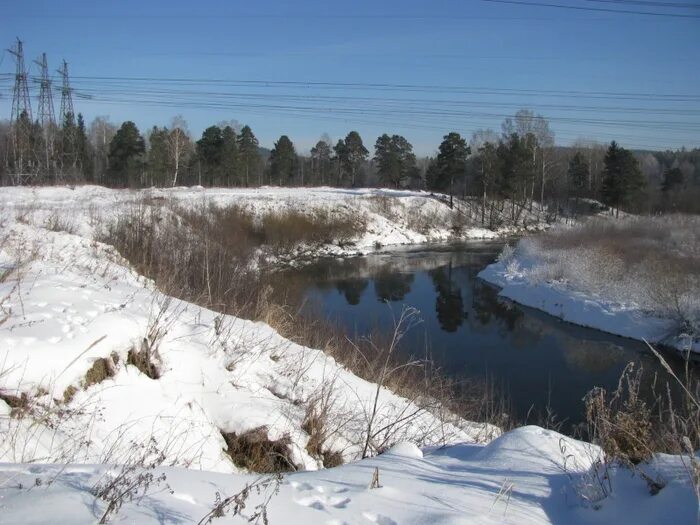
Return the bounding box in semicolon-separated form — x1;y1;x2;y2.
274;240;690;432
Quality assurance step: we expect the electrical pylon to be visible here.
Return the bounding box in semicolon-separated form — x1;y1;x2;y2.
34;52;56;127
7;37;33;181
34;52;57;177
8;37;33;123
57;59;75;126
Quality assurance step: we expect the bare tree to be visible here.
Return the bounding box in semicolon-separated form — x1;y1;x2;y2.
88;116;117;184
167;116;192;187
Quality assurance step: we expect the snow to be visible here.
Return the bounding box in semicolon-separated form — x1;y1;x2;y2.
0;185;507;262
0;426;695;524
0;185;497;472
479;241;700;355
0;185;696;524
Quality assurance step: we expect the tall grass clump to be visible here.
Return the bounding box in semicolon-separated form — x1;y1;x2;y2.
516;215;700;337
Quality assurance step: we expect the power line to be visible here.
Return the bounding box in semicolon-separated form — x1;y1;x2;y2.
481;0;700;17
66;75;700;101
586;0;700;9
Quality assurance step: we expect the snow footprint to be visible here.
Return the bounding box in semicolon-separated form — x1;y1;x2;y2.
296;494;351;511
363;512;398;525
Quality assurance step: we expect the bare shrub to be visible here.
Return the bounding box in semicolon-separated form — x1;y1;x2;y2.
260;208;365;251
584;364;653;465
44;212;77;234
221;427;296;473
197;473;283;525
302;381;345;468
92;437;171;524
368;195;399;221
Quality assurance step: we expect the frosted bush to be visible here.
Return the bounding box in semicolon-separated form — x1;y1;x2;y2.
497;244;515;264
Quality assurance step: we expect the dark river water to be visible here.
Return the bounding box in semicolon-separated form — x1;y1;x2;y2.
276;241;690;432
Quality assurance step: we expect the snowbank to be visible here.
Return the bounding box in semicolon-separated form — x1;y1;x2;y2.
0;426;694;524
479;240;699;355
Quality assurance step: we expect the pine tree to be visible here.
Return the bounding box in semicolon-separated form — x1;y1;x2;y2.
433;132;469;207
568;152;589;197
601;141;646;215
196;126;223;186
238;125;261;186
373;134;417;188
221;126;238;186
310;139;332;185
342;131;368;187
107;121;145;187
269;135;297;186
147;126;170;186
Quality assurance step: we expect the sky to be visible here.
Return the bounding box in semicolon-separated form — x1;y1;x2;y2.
1;0;699;155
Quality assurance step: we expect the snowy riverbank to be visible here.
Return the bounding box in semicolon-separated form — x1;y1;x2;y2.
0;186;696;523
479;232;700;355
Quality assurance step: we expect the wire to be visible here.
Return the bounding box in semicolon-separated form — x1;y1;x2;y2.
481;0;700;17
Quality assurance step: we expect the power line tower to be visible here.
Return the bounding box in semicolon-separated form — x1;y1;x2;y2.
34;52;57;178
57;59;76;175
7;37;33;181
34;52;56;127
8;37;33;123
57;59;74;125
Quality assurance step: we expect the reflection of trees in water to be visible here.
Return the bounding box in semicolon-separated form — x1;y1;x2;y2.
336;279;369;305
429;261;465;333
374;270;414;302
470;280;523;331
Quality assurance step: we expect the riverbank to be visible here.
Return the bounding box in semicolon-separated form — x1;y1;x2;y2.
479;216;700;355
0;186;697;523
0;185;548;263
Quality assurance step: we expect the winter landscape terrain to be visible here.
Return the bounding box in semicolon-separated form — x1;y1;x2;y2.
479;216;700;355
0;185;697;524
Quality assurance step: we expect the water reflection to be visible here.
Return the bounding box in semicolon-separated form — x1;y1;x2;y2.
335;279;368;306
374;270;414;302
275;242;691;430
429;262;465;332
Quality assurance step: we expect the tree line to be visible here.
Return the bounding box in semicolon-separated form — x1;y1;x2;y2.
1;108;698;216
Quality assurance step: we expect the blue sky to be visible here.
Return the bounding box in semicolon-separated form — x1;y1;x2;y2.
2;0;699;155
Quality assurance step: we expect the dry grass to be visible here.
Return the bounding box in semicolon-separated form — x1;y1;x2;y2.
520;215;700;334
83;357;116;389
100;199;508;459
221;427;296;473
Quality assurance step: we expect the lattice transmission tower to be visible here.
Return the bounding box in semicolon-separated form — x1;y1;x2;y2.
7;37;33;180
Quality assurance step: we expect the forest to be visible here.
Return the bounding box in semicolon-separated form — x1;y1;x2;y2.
1;107;699;216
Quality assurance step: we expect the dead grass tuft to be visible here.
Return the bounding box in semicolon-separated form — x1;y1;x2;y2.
83;357;116;389
221;427;296;473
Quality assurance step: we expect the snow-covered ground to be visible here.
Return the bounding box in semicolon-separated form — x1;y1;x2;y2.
1;426;695;525
0;186;696;524
479;235;700;355
0;185;507;261
0;194;493;471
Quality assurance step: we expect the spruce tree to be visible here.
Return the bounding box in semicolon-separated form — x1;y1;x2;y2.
601;141;646;215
